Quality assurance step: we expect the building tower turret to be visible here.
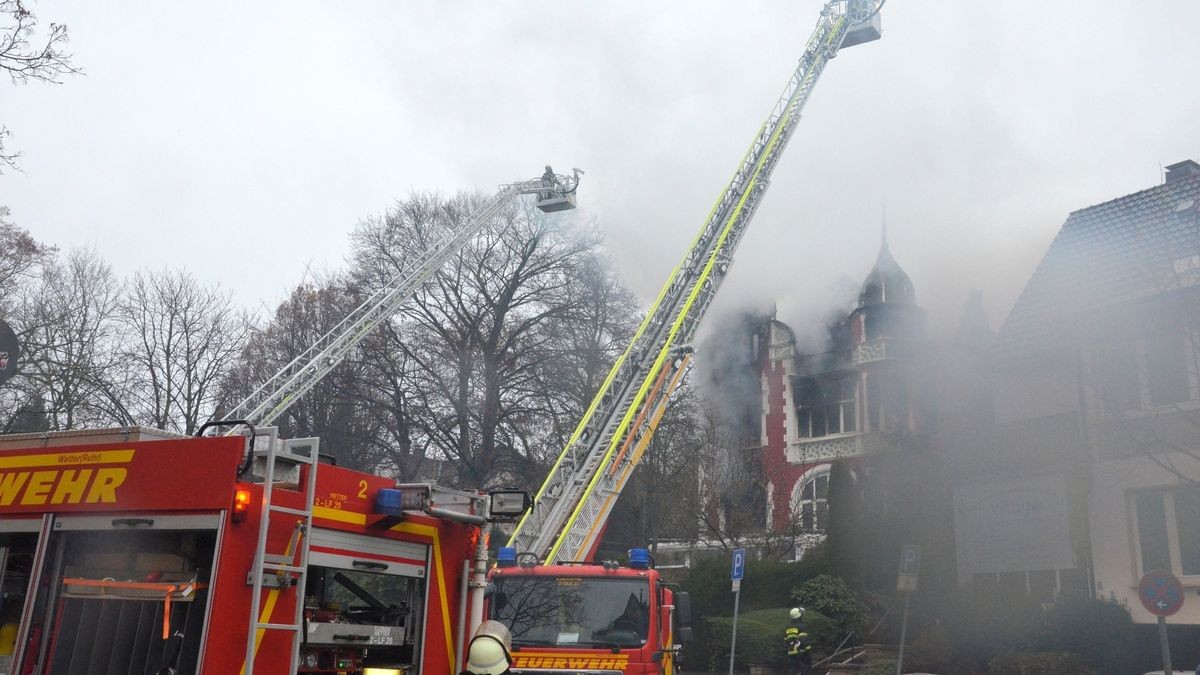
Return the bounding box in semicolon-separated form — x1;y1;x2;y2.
849;226;925;432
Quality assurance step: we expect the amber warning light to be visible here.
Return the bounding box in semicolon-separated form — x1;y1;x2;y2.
233;489;251;523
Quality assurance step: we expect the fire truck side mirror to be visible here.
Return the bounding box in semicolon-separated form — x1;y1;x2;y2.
676;626;694;644
675;591;692;627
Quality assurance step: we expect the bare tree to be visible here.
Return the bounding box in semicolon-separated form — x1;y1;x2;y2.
532;253;641;459
220;279;395;471
0;206;54;309
1;0;81;171
353;316;435;481
351;191;611;488
8;248;130;429
120;269;251;434
0;207;54;432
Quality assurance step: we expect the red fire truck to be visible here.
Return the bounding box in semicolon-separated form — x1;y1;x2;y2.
0;426;501;675
476;3;884;673
484;549;691;675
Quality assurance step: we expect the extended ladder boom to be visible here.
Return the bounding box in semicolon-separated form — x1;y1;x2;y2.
224;169;581;428
509;0;883;563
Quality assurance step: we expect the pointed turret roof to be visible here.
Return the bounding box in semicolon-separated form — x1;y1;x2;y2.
858;224;916;307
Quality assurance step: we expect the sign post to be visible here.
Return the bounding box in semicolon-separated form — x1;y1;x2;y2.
728;547;745;675
895;545;921;675
1138;569;1184;675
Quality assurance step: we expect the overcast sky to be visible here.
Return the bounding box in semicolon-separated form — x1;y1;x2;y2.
4;1;1199;343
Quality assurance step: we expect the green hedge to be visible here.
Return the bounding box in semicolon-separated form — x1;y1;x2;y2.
680;548;829;620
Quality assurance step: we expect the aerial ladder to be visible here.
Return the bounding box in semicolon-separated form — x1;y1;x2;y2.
508;0;884;564
222;167;583;429
206;167;580;674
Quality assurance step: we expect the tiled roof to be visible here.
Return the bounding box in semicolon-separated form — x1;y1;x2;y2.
993;170;1200;360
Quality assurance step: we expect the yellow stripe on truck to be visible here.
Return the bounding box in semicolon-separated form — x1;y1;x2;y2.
238;588;281;675
0;449;135;468
391;521;456;673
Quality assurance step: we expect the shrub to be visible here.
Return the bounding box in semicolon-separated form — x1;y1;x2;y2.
919;591;1135;674
791;574;868;633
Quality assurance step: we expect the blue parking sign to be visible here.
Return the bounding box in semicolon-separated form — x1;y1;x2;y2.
732;548;745;581
899;545;921;576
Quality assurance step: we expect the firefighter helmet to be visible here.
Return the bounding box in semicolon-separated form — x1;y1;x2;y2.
789;607;804;620
465;620;513;675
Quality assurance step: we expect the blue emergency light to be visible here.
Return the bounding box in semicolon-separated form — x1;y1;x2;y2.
375;486;429;516
375;488;405;516
497;546;518;568
629;548;651;570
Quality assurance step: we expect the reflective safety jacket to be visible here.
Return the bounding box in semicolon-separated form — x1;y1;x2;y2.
784;624;812;656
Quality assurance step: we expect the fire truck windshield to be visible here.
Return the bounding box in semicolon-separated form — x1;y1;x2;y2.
490;576;650;649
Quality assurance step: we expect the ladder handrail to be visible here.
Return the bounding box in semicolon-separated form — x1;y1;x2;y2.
241;433;319;675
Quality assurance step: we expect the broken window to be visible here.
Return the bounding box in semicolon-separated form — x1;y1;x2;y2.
797;376;856;438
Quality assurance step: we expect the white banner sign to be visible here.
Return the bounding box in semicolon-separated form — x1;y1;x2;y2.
953;473;1073;576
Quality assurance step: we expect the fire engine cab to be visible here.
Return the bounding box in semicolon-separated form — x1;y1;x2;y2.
0;426;498;675
482;548;692;675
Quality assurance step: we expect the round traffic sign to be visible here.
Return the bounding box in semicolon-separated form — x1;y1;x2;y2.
0;319;19;385
1138;569;1184;617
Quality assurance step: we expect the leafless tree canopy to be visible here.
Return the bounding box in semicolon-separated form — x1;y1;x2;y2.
121;269;250;434
218;279;403;471
347;191;633;487
0;205;54;308
0;215;252;435
7;248;129;430
211;190;652;492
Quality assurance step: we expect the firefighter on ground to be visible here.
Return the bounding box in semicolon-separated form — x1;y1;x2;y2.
464;620;514;675
785;607;813;675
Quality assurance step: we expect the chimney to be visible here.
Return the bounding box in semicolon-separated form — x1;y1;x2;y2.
1165;159;1200;183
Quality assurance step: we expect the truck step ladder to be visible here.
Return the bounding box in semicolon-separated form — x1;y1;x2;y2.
242;430;320;675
